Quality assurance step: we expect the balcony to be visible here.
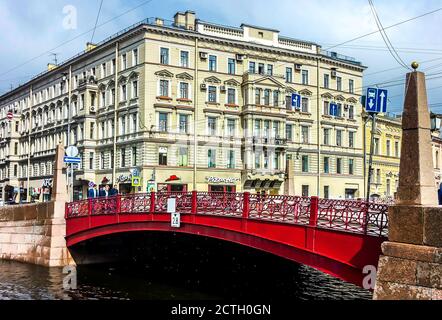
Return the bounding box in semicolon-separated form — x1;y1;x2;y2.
242;71;286;83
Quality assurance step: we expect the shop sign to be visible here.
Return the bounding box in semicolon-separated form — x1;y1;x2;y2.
206;176;240;184
132;176;141;187
116;174;132;183
42;179;53;188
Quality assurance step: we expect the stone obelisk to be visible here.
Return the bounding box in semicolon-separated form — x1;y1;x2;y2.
374;64;442;300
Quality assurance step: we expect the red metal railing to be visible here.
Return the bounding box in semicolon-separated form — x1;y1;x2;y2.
65;192;389;237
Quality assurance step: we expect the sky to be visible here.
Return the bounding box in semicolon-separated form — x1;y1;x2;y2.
1;0;442;114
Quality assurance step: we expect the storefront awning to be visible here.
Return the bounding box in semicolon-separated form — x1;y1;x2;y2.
244;179;283;190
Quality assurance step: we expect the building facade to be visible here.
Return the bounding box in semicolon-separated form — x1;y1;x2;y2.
0;11;366;202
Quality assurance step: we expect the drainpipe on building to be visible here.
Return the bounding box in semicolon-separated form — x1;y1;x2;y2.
67;66;73;202
193;38;199;191
316;57;321;197
113;42;119;186
27;85;33;203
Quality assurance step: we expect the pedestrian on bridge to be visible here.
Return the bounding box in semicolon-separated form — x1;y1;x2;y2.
109;184;119;197
88;183;98;199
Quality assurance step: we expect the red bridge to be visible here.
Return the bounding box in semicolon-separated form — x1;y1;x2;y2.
65;192;389;288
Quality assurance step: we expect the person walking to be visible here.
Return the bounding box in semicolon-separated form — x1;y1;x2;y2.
99;185;110;197
88;183;98;199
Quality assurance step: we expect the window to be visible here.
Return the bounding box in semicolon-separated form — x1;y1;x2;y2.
178;147;188;166
160;47;169;64
120;148;126;167
112;59;116;74
349;159;354;175
159;79;169;97
386;179;391;196
302;70;309;85
249;62;256;74
323;101;330;115
133;48;139;66
386;140;391;156
301;126;309;143
376;169;381;184
255;151;262;169
227;118;235;136
395;141;400;157
180;82;189;99
132;147;137;166
324;157;330;173
302;155;309;172
100;152;105;169
121;53;127;70
14;164;18;177
273;91;279;107
374;138;380;155
254;120;261;137
159;147;168;165
102;63;107;77
286;124;293;141
301;97;309;112
286;67;293;83
110;151;114;169
208;86;217;103
274;152;280;170
285;96;292;110
227;88;236;105
336;130;342;146
255;89;261;105
324;74;329;88
208;117;217;135
324;186;330;199
337;77;342;91
159;112;168;132
132;114;137;133
263;149;269;169
349;131;355;148
336;103;342;117
180;51;189;68
121;84;127;101
263;89;270;105
101;91;106;107
324;128;330;145
227;150;235;169
132;81;138;98
349;79;354;93
179;114;189;134
90;123;95;139
337;158;342;174
267;64;273;76
258;63;265;75
209;55;217;71
302;185;309;197
208;149;216;168
273;121;279;138
228;58;236;74
348;105;354;119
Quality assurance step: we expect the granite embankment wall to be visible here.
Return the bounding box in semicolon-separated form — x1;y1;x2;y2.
0;201;72;267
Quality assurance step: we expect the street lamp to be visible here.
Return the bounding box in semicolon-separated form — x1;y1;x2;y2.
430;112;442;132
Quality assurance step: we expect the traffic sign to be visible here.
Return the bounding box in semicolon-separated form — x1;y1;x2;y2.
365;87;388;113
365;88;378;112
7;112;13;121
377;89;388;113
64;156;81;164
291;93;301;109
330;103;338;116
65;146;79;158
171;212;181;228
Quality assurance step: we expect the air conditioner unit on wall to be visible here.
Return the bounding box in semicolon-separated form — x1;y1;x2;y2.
200;52;208;59
295;64;302;71
90;106;96;113
331;69;337;78
220;86;226;92
236;54;245;62
200;83;207;90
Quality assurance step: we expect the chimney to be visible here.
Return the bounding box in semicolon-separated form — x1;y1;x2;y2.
184;11;196;30
155;18;164;26
86;42;97;52
47;63;58;71
174;11;186;28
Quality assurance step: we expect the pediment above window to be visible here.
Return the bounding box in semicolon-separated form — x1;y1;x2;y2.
346;97;358;103
299;89;313;96
224;78;241;86
118;75;127;83
285;86;296;94
335;94;346;101
321;92;334;99
204;76;222;84
155;69;174;78
176;72;194;80
128;71;140;79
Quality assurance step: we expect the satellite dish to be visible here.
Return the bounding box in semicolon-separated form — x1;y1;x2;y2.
65;146;79;157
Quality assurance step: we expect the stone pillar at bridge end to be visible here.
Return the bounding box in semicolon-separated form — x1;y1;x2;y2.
373;69;442;300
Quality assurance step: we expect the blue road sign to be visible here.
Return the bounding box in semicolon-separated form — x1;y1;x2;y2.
365;88;378;112
330;103;338;116
365;87;388;113
64;156;81;164
377;89;388;113
291;93;301;109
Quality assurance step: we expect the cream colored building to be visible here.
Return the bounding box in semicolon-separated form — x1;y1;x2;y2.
0;11;366;202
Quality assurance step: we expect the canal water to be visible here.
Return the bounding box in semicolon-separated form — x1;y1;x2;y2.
0;232;372;300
